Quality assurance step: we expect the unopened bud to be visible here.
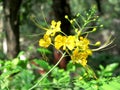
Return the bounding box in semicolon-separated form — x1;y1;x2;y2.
70;20;74;24
77;13;80;17
65;15;68;19
92;28;97;32
95;41;101;46
100;25;103;27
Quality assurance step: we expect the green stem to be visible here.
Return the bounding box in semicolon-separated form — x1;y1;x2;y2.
29;52;66;90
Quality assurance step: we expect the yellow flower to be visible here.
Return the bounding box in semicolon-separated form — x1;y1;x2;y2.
86;49;92;55
80;59;87;66
79;37;90;46
51;20;61;30
54;35;75;50
70;36;92;66
71;47;92;66
71;48;81;63
66;36;75;50
46;20;61;36
54;35;66;50
76;37;90;50
39;34;51;48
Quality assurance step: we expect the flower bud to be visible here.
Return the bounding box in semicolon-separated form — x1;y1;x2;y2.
95;41;101;46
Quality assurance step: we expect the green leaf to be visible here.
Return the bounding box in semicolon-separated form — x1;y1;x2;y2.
0;60;3;64
101;80;120;90
67;61;76;71
37;48;52;54
99;65;104;70
0;69;20;80
33;59;50;70
105;63;119;72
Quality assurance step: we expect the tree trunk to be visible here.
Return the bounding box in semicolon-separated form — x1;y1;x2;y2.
3;0;22;59
95;0;103;15
52;0;71;35
52;0;71;69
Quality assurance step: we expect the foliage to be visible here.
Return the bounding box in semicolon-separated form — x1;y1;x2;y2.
97;63;119;78
0;48;120;89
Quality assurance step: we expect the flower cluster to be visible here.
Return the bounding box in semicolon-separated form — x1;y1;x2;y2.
39;20;61;47
38;12;113;67
39;20;93;67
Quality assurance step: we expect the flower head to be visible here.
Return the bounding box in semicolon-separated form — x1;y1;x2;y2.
71;48;90;66
39;34;51;48
54;35;67;50
46;20;61;36
54;35;75;50
65;36;75;50
76;37;90;51
70;36;92;66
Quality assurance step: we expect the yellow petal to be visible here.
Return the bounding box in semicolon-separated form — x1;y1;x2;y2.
54;35;66;50
39;34;51;48
66;36;75;50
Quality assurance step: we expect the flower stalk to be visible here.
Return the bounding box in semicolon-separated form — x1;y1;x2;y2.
29;52;66;90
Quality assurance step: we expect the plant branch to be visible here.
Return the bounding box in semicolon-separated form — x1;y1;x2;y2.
29;52;66;90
